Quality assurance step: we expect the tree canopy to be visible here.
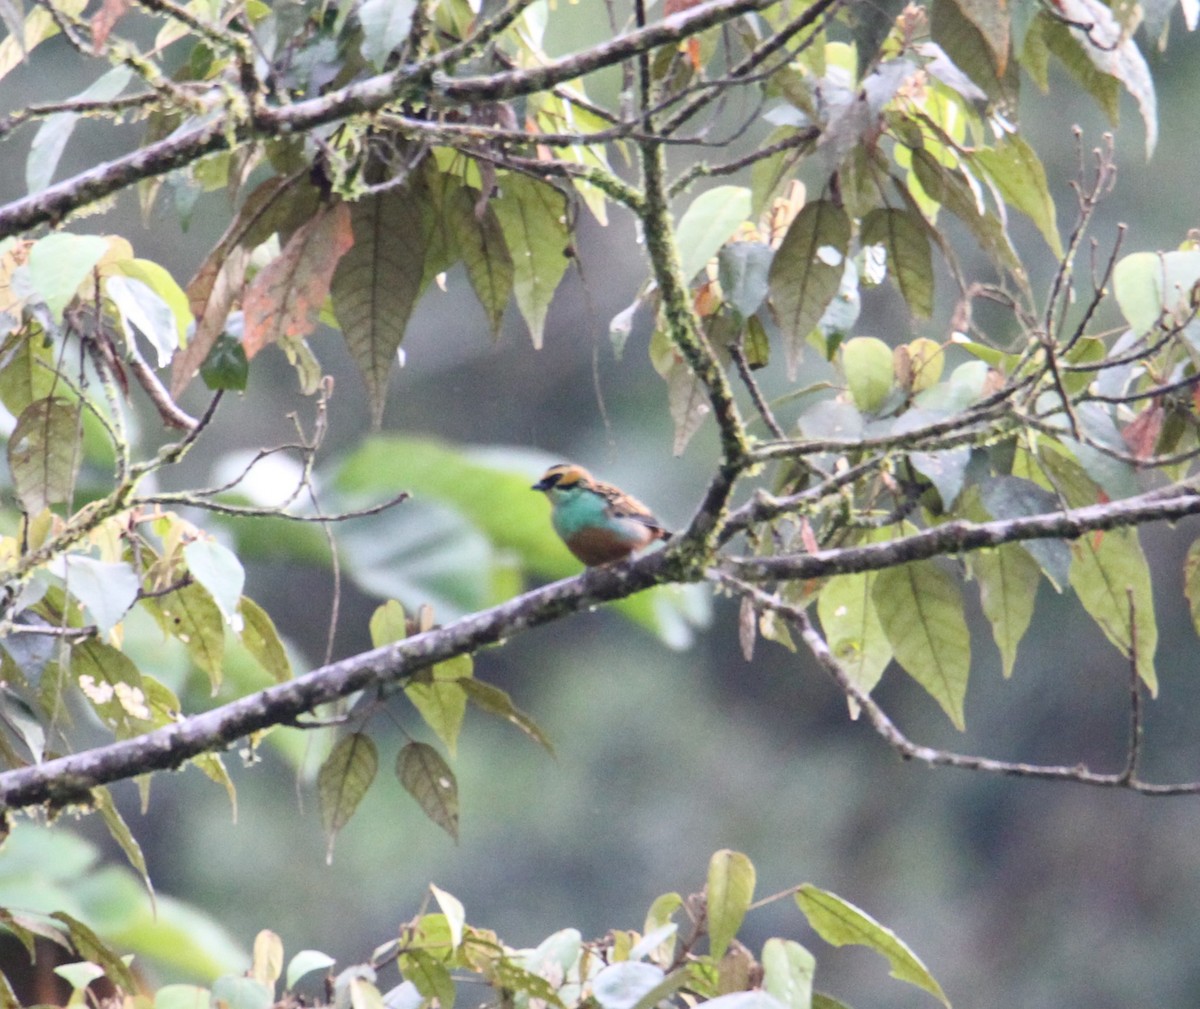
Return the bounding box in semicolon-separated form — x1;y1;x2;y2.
0;0;1199;1006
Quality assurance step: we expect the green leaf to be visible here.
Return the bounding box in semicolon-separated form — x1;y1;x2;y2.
286;950;336;990
369;599;408;646
406;655;470;756
768;200;851;377
183;540;245;629
396;741;459;841
967;542;1039;679
50;912;137;993
58;556;139;635
319;733;379;862
26;66;133;194
8;396;81;513
592;962;666;1009
872;560;970;729
154;986;211;1009
930;0;1012;103
106;276;178;366
210;975;273;1009
1038;11;1121;127
0;330;55;416
113;257;192;347
706;849;755;961
450;187;513;339
458;677;554;754
945;0;1010;72
69;640;151;736
840;336;894;414
332;188;429;425
860;208;933;317
1052;0;1156;157
718;242;773;320
1069;528;1158;694
25;233;108;319
1112;250;1200;337
761;938;814;1009
238;596;292;682
817;571;891;701
970;135;1062;257
358;0;416;69
1183;539;1200;637
429;884;465;949
909;151;1024;283
676;185;752;282
795;885;949;1007
147;583;226;692
978;476;1071;590
91;785;155;903
200;334;249;391
491;174;570;348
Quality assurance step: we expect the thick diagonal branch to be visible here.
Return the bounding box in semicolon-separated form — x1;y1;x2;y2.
0;557;671;810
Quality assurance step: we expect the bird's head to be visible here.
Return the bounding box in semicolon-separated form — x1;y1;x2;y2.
532;463;593;501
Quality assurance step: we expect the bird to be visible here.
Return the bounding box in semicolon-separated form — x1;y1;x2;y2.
532;463;671;566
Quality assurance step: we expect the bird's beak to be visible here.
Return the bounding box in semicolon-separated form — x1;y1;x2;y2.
531;477;551;491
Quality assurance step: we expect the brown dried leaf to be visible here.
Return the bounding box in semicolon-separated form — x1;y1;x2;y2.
243;201;354;359
91;0;129;51
1122;400;1164;460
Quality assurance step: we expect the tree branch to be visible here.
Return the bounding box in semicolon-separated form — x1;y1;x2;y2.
0;555;672;810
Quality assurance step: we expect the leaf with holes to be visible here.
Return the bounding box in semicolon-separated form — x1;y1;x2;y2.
396;741;458;841
146;582;226;693
319;732;379;862
767;200;851;377
8;397;80;514
872;560;970;729
860;208;933;318
817;571;891;702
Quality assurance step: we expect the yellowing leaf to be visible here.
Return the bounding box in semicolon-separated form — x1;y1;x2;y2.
968;544;1039;679
1069;528;1158;694
706;849;755;960
795;885;949;1007
491;174;569;349
406;655;470;757
841;336;894;414
817;571;891;701
872;560;970;729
